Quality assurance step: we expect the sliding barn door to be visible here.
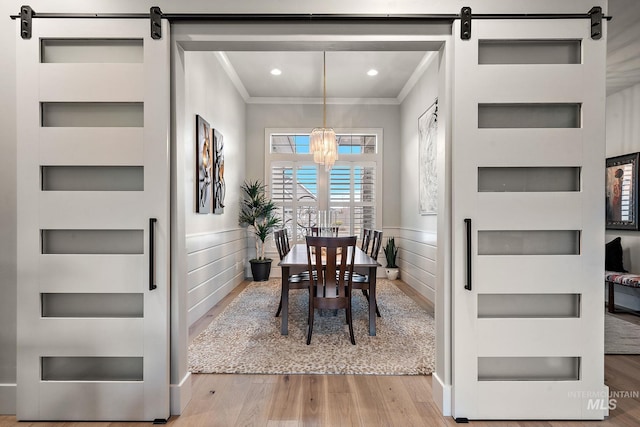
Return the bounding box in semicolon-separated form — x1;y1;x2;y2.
451;18;607;419
16;18;170;421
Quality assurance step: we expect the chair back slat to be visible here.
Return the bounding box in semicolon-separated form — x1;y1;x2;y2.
274;229;290;261
306;236;356;300
283;228;291;253
370;230;383;259
360;228;372;252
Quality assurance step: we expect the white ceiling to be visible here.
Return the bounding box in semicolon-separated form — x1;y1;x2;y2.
223;51;430;102
219;1;640;102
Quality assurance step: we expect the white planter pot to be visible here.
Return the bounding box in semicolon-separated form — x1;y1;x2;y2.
385;268;399;280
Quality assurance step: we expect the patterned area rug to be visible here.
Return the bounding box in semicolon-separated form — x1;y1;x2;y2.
605;313;640;354
188;279;435;375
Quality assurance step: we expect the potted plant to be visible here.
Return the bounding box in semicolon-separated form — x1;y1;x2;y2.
383;237;399;280
238;180;281;281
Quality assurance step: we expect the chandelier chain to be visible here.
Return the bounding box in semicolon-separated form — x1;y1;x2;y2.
323;51;327;128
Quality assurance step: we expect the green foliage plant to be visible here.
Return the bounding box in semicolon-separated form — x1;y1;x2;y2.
383;237;399;268
238;180;281;261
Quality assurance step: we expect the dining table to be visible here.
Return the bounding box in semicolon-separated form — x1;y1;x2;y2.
278;243;381;336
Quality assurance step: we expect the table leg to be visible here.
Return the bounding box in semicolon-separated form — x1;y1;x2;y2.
281;266;289;335
369;266;377;336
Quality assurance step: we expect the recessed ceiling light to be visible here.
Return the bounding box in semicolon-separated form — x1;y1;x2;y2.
367;69;379;76
270;68;282;76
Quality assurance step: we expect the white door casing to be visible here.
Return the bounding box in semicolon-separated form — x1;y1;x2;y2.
451;18;607;419
16;18;170;421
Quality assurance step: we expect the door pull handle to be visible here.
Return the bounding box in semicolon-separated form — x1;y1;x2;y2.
464;218;472;291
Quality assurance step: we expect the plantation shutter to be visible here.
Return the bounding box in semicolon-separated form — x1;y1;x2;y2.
270;162;318;242
329;162;377;237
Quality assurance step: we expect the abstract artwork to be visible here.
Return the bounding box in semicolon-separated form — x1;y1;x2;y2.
418;99;438;215
196;115;212;214
606;153;639;230
212;128;225;214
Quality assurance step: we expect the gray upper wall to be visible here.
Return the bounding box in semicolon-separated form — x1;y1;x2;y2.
400;53;440;233
184;52;246;236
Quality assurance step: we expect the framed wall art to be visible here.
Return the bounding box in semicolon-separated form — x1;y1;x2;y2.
196;115;213;214
418;99;438;215
212;128;225;214
606;152;639;230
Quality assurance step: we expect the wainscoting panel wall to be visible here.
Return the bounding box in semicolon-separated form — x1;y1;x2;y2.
186;229;246;326
388;227;437;303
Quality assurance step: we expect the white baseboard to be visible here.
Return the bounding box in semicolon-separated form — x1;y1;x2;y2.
0;383;16;415
188;271;244;327
432;373;451;417
170;372;192;415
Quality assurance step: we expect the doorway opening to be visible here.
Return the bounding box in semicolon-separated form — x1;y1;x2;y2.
171;24;452;416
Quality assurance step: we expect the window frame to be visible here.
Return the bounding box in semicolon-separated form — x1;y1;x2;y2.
265;127;383;241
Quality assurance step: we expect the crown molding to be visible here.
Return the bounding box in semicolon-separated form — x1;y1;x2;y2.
214;51;250;102
247;96;400;105
396;51;438;104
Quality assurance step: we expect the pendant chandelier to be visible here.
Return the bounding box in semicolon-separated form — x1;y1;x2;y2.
310;51;338;172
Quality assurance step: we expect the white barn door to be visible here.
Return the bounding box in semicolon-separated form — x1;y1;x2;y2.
16;17;170;421
451;17;607;420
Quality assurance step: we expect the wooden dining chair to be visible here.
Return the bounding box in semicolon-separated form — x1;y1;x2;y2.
274;229;308;318
305;235;357;345
350;228;371;283
370;230;383;260
308;226;339;237
360;228;372;252
274;228;291;259
351;229;383;317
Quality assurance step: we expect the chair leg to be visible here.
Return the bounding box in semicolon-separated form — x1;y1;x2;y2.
307;296;315;345
347;301;355;345
275;297;282;317
307;309;314;345
362;289;381;317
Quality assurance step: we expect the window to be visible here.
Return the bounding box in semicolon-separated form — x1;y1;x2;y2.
267;129;382;243
329;163;376;240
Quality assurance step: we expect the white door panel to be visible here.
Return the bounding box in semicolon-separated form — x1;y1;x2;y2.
477;319;583;356
39;64;144;102
476;383;585;420
475;257;584;294
39;383;146;420
39;256;144;293
40;193;147;227
35;319;145;355
17;18;170;421
40;128;145;165
451;17;606;420
473;129;584;166
476;194;583;229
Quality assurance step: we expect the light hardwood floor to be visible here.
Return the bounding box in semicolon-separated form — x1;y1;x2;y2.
3;281;640;426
